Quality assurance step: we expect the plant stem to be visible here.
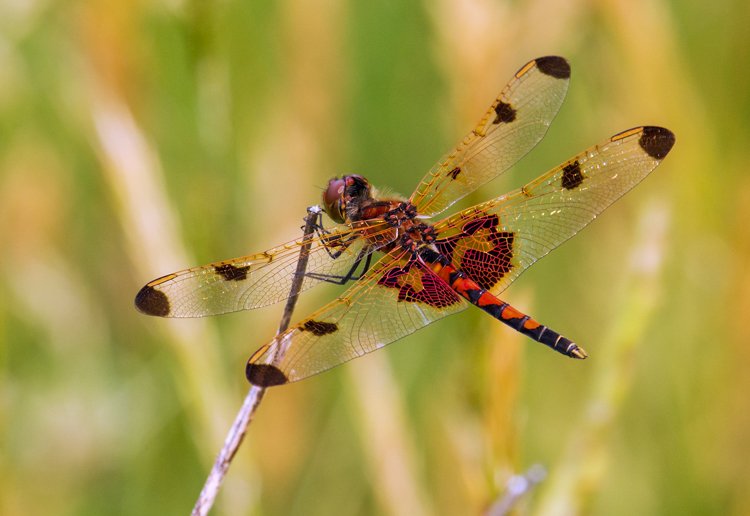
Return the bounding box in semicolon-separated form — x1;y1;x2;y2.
191;205;322;516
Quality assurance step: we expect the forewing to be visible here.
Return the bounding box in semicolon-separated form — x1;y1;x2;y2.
245;249;469;386
433;126;675;295
135;220;397;318
410;56;571;218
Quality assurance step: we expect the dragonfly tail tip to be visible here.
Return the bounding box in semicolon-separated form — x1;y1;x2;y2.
570;346;588;359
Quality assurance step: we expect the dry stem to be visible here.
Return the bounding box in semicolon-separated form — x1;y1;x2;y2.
191;206;322;516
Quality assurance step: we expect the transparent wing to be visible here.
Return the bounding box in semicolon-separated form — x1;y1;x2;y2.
410;56;571;218
245;249;469;386
432;126;675;295
134;219;397;318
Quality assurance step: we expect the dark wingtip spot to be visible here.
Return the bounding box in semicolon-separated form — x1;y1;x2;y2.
493;100;517;124
639;126;675;160
535;56;571;79
246;363;288;387
301;320;338;336
135;285;171;317
561;161;584;190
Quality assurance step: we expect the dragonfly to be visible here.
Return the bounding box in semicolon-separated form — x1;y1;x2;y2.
135;56;675;387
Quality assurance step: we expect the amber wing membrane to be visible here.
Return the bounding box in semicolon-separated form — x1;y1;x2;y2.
135;220;397;318
245;249;468;386
433;126;676;296
409;56;571;219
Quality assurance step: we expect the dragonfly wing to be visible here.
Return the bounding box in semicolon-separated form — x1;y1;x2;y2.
246;249;469;386
432;126;675;296
135;220;397;318
410;56;571;218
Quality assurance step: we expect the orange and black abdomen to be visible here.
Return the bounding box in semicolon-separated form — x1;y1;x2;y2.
437;263;587;359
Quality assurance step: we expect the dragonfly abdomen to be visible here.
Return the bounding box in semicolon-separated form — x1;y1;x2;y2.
438;264;587;359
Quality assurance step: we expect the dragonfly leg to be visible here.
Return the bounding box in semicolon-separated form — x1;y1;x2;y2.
302;251;373;285
310;212;353;261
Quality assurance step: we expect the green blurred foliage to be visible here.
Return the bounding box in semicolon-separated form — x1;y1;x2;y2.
1;0;749;515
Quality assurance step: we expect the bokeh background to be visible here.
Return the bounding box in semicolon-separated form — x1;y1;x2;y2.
2;0;749;514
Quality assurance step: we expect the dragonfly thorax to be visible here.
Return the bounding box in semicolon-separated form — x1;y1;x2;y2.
323;175;434;255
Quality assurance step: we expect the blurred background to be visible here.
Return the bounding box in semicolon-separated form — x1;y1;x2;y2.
1;0;749;514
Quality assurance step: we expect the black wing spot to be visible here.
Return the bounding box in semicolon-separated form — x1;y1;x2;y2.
561;161;584;190
638;126;676;160
301;320;339;336
535;56;571;79
493;101;517;124
448;167;461;180
246;363;288;387
135;285;171;317
215;263;251;281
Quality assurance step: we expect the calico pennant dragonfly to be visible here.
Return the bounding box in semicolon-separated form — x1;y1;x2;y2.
135;56;675;387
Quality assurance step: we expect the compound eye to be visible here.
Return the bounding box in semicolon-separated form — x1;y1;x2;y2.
322;177;346;223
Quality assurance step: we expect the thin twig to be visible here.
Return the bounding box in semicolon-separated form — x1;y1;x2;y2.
276;206;322;334
485;465;547;516
191;205;322;516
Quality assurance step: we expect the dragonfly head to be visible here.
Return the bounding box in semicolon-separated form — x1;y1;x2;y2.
323;175;372;223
